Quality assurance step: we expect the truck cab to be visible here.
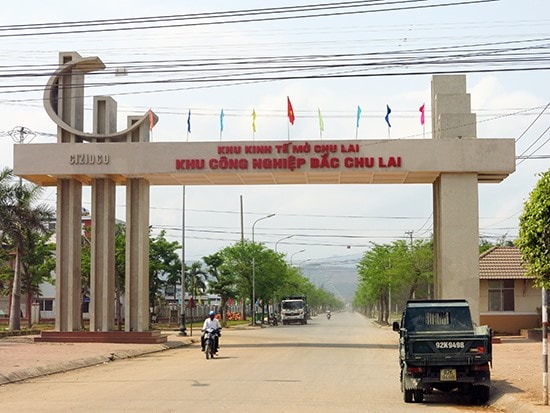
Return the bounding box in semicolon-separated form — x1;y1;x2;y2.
280;296;307;325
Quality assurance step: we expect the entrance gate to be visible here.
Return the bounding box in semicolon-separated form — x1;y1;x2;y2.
13;52;515;342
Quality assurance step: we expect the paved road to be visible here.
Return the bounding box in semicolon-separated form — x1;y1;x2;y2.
0;311;498;413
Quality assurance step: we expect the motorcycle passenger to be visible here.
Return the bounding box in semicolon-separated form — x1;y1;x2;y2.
201;310;221;353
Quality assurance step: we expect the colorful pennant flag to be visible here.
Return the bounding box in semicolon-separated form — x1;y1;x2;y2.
356;105;362;128
187;110;191;134
287;96;295;125
220;109;225;132
148;110;154;131
385;105;392;128
419;103;425;126
318;108;324;132
252;109;257;133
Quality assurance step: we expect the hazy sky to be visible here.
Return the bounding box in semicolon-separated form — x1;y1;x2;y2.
0;0;548;267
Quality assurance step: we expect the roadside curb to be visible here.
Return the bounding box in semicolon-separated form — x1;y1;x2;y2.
0;338;194;386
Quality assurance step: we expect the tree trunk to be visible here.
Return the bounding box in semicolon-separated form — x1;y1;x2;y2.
220;295;227;327
8;249;22;331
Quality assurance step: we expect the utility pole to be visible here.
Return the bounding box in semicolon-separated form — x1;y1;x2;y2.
405;230;413;245
178;186;187;336
543;288;548;405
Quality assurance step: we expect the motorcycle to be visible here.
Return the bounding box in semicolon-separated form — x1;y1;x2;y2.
269;313;279;326
326;312;331;320
203;327;221;360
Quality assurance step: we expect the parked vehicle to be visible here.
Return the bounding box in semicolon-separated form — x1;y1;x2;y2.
203;327;221;360
393;299;492;404
281;296;308;325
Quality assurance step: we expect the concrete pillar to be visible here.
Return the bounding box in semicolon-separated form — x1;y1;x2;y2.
125;178;150;332
90;178;116;331
90;96;117;332
124;117;151;332
433;174;480;322
55;179;82;331
54;52;85;331
431;75;480;323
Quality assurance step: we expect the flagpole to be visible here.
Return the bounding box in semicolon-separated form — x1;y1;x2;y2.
287;122;290;141
355;127;358;140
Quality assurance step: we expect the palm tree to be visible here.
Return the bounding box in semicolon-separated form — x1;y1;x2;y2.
185;261;207;327
0;167;54;330
186;261;207;300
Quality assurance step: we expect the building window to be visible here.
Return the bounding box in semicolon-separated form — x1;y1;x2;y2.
488;280;515;311
39;299;53;312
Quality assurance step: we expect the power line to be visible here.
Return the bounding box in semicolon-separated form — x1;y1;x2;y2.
0;0;499;38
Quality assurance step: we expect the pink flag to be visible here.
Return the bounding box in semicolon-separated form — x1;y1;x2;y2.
419;103;425;126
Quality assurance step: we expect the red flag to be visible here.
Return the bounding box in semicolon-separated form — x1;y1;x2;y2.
287;96;295;125
419;103;425;126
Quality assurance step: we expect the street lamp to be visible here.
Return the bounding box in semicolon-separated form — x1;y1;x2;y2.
275;234;294;252
290;249;305;265
252;213;275;325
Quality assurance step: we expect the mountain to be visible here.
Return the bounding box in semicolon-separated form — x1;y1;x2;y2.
300;253;362;303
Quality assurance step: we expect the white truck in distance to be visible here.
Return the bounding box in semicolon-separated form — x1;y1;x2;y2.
281;296;307;325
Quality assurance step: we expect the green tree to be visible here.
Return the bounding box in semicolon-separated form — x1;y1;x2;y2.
218;240;287;321
354;239;433;323
21;231;55;328
113;223;126;329
186;261;207;299
203;251;237;327
516;169;550;288
0;167;54;330
149;230;182;314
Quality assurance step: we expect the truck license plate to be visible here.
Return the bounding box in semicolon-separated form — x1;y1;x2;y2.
440;368;457;381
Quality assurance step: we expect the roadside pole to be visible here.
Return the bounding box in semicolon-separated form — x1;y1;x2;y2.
543;288;548;405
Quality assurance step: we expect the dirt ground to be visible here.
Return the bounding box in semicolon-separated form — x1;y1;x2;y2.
491;335;548;408
0;331;548;410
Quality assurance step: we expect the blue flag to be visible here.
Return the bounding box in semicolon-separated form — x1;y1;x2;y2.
385;105;391;128
187;110;191;133
220;109;224;132
356;105;362;128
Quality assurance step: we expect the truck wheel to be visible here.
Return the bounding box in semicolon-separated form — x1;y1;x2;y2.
403;389;413;403
413;390;424;403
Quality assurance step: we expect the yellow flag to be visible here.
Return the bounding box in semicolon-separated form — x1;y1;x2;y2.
252;109;257;133
318;108;324;132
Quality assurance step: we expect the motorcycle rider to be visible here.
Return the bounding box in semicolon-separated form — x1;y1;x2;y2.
201;310;221;353
326;310;331;319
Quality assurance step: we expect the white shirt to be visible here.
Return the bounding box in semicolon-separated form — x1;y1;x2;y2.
202;317;221;331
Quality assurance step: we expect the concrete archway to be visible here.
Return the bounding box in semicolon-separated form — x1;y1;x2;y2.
13;52;515;342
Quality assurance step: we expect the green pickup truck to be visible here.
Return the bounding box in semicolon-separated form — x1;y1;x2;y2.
392;299;492;404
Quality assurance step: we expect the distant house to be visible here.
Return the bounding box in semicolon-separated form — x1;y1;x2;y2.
479;246;541;334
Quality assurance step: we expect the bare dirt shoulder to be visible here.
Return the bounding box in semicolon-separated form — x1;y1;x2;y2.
491;336;547;408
